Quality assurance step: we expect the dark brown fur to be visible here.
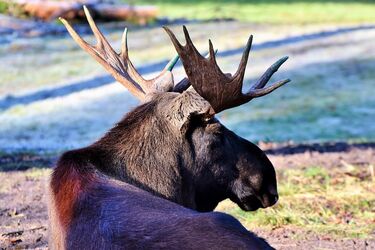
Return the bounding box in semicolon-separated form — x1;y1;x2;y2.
51;150;274;249
49;92;278;249
53;13;290;248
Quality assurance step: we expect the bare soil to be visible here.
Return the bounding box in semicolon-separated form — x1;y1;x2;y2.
0;142;374;249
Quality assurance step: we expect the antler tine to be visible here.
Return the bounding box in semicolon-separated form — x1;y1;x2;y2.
61;6;180;101
246;78;291;97
232;35;253;86
165;54;180;71
61;9;145;99
118;23;181;92
208;40;216;63
164;26;206;61
182;26;205;59
182;26;193;46
163;26;183;53
119;26;152;90
120;27;129;60
251;56;289;90
165;26;291;113
59;17;89;52
83;6;112;51
120;27;180;90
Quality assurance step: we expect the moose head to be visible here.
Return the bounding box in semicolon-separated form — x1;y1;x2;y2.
60;7;290;212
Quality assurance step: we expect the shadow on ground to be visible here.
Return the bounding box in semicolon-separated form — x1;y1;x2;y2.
1;141;374;172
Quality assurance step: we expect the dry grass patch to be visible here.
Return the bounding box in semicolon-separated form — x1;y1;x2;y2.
217;164;375;238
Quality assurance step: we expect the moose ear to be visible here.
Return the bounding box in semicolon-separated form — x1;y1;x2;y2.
164;90;213;133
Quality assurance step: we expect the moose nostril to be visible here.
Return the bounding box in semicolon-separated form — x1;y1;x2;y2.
273;195;279;204
268;187;278;197
261;193;279;207
265;194;278;207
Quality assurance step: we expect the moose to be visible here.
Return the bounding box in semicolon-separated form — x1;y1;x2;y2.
49;6;290;249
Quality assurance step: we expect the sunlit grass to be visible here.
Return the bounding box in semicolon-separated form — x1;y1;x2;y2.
2;0;375;24
217;165;375;238
0;1;7;13
222;57;375;143
134;0;375;25
23;167;50;178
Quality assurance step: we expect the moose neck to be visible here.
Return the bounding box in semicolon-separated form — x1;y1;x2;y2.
90;101;196;207
194;176;229;211
86;99;234;211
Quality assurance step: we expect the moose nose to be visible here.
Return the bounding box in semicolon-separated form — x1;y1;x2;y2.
272;194;279;204
261;194;278;207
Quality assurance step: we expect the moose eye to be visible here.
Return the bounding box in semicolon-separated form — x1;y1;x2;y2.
203;117;212;123
202;115;215;124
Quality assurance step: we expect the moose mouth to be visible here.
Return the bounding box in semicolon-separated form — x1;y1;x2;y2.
237;195;264;211
229;193;263;212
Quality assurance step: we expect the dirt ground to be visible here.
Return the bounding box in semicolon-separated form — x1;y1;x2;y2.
0;142;374;249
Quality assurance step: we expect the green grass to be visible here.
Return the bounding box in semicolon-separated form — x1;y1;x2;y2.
217;165;375;238
2;0;374;24
133;0;375;24
0;0;28;17
223;57;375;143
0;1;8;13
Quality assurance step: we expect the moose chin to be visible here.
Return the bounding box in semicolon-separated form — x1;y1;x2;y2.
49;6;290;249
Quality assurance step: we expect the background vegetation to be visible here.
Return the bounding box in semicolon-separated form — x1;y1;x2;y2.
219;164;375;238
134;0;375;24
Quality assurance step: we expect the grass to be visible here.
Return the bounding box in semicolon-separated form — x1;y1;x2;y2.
223;57;375;143
217;165;375;238
2;0;374;24
0;1;27;18
23;167;50;178
0;1;7;13
133;0;375;25
1;33;375;151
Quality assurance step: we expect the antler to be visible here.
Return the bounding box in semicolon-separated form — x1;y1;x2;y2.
164;26;291;113
60;6;179;101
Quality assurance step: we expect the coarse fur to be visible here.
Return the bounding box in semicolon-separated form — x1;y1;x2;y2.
50;151;274;249
49;91;278;249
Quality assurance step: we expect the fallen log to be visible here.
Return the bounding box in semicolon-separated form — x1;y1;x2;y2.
8;0;158;23
93;3;158;24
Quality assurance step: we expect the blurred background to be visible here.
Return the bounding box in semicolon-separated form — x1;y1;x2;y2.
1;0;375;151
0;0;374;249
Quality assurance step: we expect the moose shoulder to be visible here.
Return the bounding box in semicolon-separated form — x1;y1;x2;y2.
51;156;274;249
50;6;290;249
